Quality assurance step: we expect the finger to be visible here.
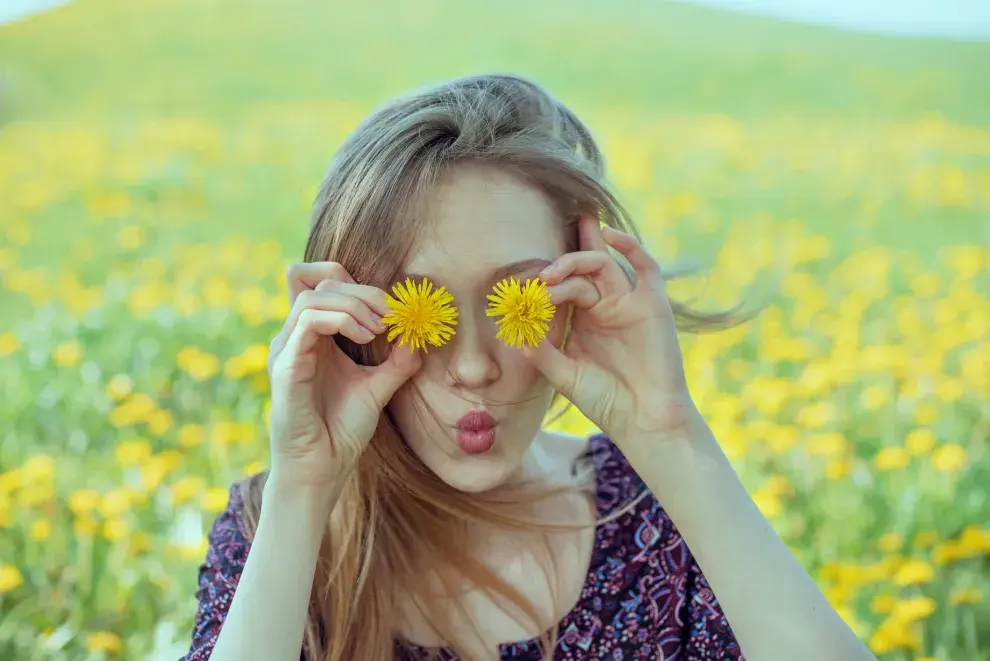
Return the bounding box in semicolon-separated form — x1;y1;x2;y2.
270;291;385;370
313;280;391;318
521;340;579;399
292;290;385;336
365;344;423;407
540;250;629;295
546;277;600;309
282;309;375;362
286;262;356;304
601;226;662;284
578;214;609;252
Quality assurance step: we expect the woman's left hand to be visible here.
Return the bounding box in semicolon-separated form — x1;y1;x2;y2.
525;215;702;444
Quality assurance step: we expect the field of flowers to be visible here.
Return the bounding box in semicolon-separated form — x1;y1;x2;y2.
1;0;988;659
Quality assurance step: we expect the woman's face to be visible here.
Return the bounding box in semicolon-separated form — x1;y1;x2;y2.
387;165;570;493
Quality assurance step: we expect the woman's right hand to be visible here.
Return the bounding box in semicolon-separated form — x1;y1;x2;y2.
265;262;421;499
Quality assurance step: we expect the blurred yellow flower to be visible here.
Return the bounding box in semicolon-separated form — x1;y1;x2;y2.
102;519;129;542
878;533;903;553
860;385;888;410
130;531;153;554
117;225;144;250
115;438;152;466
825;458;849;480
68;489;100;516
931;444;967;473
870;594;896;614
109;393;156;427
892;596;937;622
29;519;52;542
99;490;131;518
52;341;82;367
806;432;847;457
875;447;910;471
177;347;221;381
795;401;835;428
73;516;98;537
958;525;990;554
933;540;965;565
905;429;936;455
224;343;269;379
934;377;964;402
912;530;938;549
148;409;175;435
85;631;122;655
21;454;54;482
949;587;981;605
242;460;266;476
178;423;206;448
765;425;799;454
140;457;171;491
751;489;783;519
171;476;205;505
893;559;934;586
106;374;134;400
0;332;21;357
202;487;230;513
0;564;24;593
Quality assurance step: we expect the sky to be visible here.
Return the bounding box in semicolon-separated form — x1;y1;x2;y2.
2;0;990;39
681;0;990;39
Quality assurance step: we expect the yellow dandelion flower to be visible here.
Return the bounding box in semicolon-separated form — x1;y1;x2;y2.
875;446;910;471
0;564;24;593
877;532;903;553
29;519;52;542
891;595;936;622
85;631;122;655
912;530;938;549
893;559;934;586
382;278;459;352
931;443;967;473
486;277;556;349
949;587;981;605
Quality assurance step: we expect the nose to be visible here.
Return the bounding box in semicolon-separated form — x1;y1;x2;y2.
446;313;499;389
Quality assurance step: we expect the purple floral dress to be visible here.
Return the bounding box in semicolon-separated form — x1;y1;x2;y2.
184;435;744;660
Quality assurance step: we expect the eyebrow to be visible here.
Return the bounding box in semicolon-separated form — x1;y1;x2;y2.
403;257;552;285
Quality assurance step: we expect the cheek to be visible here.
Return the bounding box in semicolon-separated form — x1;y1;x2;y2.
496;344;548;393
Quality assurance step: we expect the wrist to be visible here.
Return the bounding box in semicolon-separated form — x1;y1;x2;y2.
624;391;704;443
263;471;340;526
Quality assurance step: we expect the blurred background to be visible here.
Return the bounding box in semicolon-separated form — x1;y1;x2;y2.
0;0;987;659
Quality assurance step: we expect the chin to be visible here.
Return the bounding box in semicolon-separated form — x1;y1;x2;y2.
412;442;522;493
437;456;518;493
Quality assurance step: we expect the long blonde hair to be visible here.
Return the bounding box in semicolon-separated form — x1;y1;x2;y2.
238;73;744;660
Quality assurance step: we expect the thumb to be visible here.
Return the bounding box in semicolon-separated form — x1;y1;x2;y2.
366;344;423;407
522;341;579;399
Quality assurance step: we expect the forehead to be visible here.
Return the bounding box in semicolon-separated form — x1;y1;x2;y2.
404;165;568;282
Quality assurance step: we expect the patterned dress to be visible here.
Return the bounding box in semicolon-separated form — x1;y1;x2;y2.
184;435;745;660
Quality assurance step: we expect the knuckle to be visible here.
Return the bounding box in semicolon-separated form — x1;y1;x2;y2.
286;262;305;281
296;288;317;307
315;278;340;293
298;308;318;327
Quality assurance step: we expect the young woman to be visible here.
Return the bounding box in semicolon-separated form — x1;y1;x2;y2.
183;74;876;661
